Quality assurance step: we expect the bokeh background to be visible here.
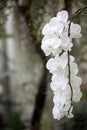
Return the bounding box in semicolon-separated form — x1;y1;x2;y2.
0;0;87;130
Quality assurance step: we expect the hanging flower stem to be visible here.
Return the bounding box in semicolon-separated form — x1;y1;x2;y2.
70;5;87;21
67;50;73;115
67;5;87;115
41;6;87;120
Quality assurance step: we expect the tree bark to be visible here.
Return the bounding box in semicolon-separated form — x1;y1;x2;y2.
15;1;48;130
64;0;72;14
2;39;12;118
30;60;47;130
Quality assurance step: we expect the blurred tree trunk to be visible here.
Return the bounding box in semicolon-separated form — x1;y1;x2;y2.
15;1;48;130
64;0;72;14
2;39;12;117
30;62;47;130
5;1;44;125
0;6;12;118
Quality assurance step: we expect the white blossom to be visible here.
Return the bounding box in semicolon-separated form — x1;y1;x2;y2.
41;9;82;121
71;75;82;102
65;55;79;75
70;22;82;38
41;35;61;56
54;85;71;100
53;94;67;106
51;74;68;91
52;106;61;120
46;52;68;74
53;101;73;120
42;18;64;36
67;106;74;118
57;10;68;23
60;33;73;51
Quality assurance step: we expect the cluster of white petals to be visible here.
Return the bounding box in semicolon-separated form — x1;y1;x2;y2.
41;10;82;120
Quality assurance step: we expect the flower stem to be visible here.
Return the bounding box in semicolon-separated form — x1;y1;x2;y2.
67;5;87;115
68;5;87;36
70;5;87;21
67;51;73;115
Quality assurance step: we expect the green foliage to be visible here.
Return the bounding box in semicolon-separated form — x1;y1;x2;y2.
56;102;87;130
0;33;13;39
81;85;87;100
72;102;87;130
41;114;51;130
5;128;12;130
0;70;14;79
0;0;7;10
5;112;25;130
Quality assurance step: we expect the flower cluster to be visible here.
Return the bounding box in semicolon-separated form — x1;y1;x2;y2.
41;10;82;120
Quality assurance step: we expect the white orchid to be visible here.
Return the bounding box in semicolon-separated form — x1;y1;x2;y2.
57;10;69;23
46;52;68;74
52;106;61;120
51;74;68;91
70;22;82;38
41;35;61;56
42;18;64;36
60;33;73;51
41;10;82;121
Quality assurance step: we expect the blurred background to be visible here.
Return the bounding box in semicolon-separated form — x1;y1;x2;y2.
0;0;87;130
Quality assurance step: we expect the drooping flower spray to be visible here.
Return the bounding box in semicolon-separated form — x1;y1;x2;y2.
41;7;87;120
